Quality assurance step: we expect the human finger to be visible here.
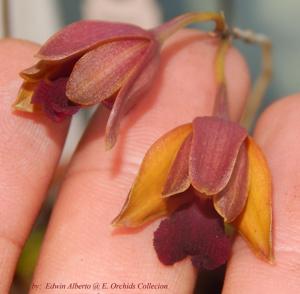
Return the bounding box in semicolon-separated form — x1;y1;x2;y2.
0;39;70;292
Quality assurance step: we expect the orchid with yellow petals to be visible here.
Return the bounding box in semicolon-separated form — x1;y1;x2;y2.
113;39;272;270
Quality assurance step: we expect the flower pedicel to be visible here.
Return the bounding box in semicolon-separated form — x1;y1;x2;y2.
13;12;225;149
113;38;273;270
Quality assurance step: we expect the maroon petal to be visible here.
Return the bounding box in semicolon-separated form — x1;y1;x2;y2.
120;49;160;114
101;46;159;112
153;193;231;271
66;39;150;106
105;41;160;149
214;142;249;222
37;20;152;62
190;117;247;195
162;134;192;197
32;78;80;122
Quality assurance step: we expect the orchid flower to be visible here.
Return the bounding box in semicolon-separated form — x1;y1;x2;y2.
113;39;272;271
12;12;225;149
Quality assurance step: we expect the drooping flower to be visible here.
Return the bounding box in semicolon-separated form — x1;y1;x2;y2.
112;39;272;271
12;12;225;149
112;117;272;270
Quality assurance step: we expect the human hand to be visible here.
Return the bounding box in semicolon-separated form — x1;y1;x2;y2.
0;30;299;293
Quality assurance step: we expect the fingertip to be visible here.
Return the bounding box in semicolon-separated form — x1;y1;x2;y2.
0;39;70;292
0;38;40;80
254;93;300;145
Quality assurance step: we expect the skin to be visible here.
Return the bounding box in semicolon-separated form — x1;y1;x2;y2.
0;30;299;293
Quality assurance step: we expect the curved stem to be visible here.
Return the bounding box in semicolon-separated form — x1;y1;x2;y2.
232;28;272;128
215;38;231;85
212;37;231;119
152;12;226;44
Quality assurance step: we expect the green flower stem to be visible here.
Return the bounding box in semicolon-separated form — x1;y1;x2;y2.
232;28;272;128
215;37;231;85
212;37;231;119
152;12;227;44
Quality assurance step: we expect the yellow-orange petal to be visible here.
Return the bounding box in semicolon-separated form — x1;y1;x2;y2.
12;82;39;113
162;133;192;197
112;124;192;227
235;137;273;261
